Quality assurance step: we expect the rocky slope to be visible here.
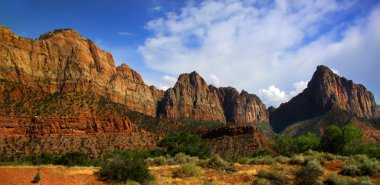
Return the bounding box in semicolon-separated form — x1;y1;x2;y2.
0;26;163;117
203;125;267;159
211;86;268;123
160;72;269;123
159;72;226;122
270;65;377;132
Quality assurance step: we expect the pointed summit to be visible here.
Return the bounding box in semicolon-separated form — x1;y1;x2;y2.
270;65;376;132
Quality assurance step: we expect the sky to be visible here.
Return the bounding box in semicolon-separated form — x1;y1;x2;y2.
1;0;379;107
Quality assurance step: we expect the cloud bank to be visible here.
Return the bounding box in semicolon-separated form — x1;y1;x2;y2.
139;0;380;107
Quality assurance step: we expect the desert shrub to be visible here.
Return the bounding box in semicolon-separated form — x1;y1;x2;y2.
324;173;373;185
341;156;380;177
249;156;276;165
360;158;380;176
173;163;201;178
274;156;290;164
158;132;210;159
340;164;362;176
237;157;251;164
290;154;306;165
252;178;271;185
201;154;236;172
257;169;286;184
58;152;91;166
98;155;153;183
172;153;199;164
249;149;272;158
102;150;152;161
146;156;167;166
31;171;40;184
295;160;324;185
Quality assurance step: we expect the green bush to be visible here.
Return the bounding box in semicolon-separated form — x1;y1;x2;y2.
173;163;201;178
295;160;324;185
324;173;373;185
146;156;167;166
257;169;286;184
172;153;199;164
273;133;321;156
158;132;210;159
249;149;272;158
237;157;251;164
58;152;91;166
98;155;153;183
252;178;271;185
340;164;362;176
249;156;276;165
341;156;380;177
201;154;236;172
321;124;362;154
290;154;306;165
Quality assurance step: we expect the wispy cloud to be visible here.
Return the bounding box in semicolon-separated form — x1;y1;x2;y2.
152;6;162;11
139;0;380;106
118;31;134;37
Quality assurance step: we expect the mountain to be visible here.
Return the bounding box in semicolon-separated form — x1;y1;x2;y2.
0;26;163;117
159;71;269;123
0;26;270;159
269;65;377;132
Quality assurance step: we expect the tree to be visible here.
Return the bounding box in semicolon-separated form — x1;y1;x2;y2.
158;132;210;159
321;124;363;154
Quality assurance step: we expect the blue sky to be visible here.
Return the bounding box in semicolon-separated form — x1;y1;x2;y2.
1;0;379;107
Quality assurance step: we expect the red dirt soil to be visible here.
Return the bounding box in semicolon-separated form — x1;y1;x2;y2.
0;166;105;185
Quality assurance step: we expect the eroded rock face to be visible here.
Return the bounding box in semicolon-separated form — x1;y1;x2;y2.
211;86;269;123
270;65;377;132
203;125;267;159
0;27;163;117
160;72;226;122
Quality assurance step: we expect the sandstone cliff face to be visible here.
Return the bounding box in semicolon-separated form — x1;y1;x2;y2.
0;27;163;117
159;72;268;123
203;125;267;159
270;65;377;132
211;86;268;123
160;72;226;122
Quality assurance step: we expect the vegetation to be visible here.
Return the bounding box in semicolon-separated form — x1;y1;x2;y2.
173;163;201;178
295;160;324;185
257;169;286;184
273;132;320;156
200;154;236;172
31;171;41;184
98;154;153;184
158;132;210;159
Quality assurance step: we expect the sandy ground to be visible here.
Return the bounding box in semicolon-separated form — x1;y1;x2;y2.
1;163;379;185
0;165;105;185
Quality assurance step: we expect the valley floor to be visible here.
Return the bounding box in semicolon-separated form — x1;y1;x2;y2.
1;162;380;185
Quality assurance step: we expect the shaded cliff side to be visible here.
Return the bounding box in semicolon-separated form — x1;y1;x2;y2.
270;65;377;132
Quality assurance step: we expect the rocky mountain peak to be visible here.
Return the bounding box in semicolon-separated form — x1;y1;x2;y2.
270;65;377;132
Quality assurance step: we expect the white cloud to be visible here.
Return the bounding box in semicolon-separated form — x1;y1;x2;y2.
139;0;380;106
158;75;177;90
208;74;221;86
259;80;308;107
259;85;287;107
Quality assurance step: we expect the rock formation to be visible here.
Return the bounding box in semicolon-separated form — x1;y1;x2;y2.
270;65;377;132
211;86;268;123
203;125;267;159
0;27;163;117
160;72;269;123
160;72;226;122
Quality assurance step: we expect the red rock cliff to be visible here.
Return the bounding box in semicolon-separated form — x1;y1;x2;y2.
0;27;163;117
270;65;377;132
210;86;269;123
